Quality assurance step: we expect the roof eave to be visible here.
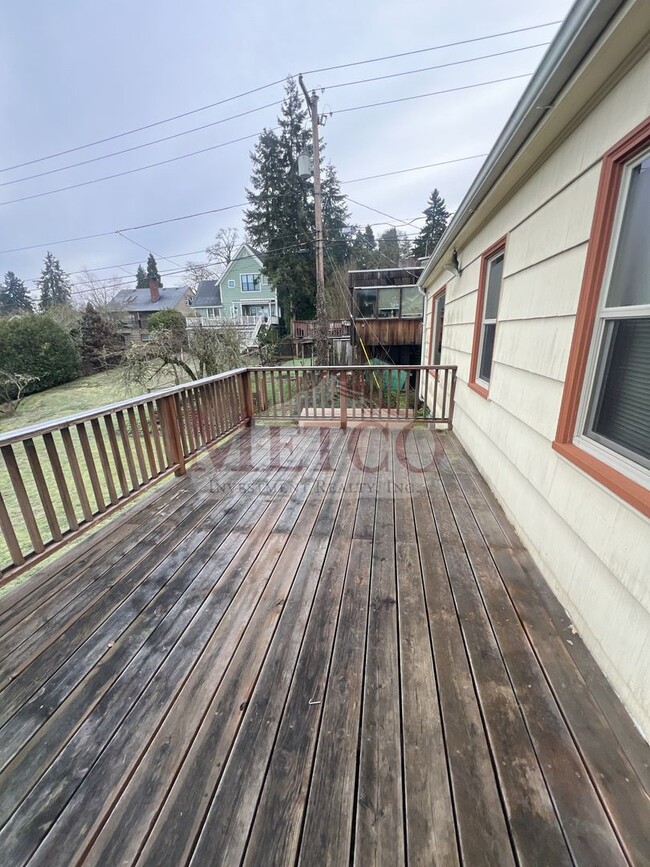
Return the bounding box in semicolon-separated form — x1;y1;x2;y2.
419;0;625;288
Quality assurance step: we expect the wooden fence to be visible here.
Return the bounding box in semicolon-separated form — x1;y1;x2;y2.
0;364;455;581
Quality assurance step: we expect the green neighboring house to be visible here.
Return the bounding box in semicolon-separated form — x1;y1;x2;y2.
192;243;279;324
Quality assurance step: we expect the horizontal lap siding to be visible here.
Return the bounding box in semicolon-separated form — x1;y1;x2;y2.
429;49;650;738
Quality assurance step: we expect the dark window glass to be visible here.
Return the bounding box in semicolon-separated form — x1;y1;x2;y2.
589;317;650;466
484;253;504;320
479;323;496;383
355;288;377;317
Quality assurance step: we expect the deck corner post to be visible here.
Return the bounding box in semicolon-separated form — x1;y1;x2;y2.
239;369;255;426
448;367;458;430
159;394;186;476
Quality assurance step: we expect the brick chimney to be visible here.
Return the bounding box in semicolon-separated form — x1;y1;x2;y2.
148;277;160;303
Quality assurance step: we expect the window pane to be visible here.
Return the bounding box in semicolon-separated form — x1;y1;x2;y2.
479;323;496;383
433;293;445;365
607;157;650;307
401;286;424;317
484;253;504;320
589;317;650;465
377;288;400;317
355;288;376;317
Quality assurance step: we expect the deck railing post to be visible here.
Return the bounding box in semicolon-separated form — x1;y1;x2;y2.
159;394;187;476
447;368;457;430
239;369;255;425
340;372;348;429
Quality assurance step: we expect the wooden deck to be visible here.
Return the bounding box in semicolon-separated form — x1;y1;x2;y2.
0;425;648;866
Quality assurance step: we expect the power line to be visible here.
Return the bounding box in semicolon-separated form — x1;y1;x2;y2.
342;154;487;184
302;21;560;75
322;42;549;91
333;72;533;116
115;231;185;270
0;80;287;175
0;72;532;208
0;21;561;177
0;44;548;192
0;132;265;207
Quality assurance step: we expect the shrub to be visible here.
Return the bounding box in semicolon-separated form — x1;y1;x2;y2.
0;314;80;396
148;309;186;341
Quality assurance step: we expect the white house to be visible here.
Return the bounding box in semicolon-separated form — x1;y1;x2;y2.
419;0;650;737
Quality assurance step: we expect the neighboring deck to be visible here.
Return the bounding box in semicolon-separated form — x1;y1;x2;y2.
0;425;648;866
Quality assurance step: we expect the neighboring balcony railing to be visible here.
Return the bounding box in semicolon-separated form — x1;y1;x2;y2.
291;320;352;340
0;364;455;582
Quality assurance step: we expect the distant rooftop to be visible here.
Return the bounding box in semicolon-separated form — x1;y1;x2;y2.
192;280;222;308
110;284;191;312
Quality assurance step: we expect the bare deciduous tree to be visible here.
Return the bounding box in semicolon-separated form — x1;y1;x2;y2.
206;227;240;270
0;370;39;415
75;270;124;313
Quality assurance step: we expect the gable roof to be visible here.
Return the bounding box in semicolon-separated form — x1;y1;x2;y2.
419;0;628;285
192;280;222;307
110;285;190;312
220;243;265;284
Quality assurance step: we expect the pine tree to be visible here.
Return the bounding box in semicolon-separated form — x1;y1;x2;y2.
322;164;351;270
351;225;378;269
79;303;122;373
135;264;147;288
412;188;450;259
0;271;33;314
146;253;162;287
37;251;71;310
246;77;351;323
377;228;401;267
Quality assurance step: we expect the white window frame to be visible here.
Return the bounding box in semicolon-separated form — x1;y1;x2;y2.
227;279;236;289
431;290;446;366
574;149;650;485
476;250;504;389
240;273;260;293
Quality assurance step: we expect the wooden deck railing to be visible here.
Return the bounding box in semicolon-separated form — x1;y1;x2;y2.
291;320;352;340
0;364;455;582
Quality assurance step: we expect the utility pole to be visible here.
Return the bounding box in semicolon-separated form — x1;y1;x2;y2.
299;74;328;367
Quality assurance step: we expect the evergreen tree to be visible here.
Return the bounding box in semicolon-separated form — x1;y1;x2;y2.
0;271;33;314
37;251;71;310
351;225;378;269
246;77;351;323
322;164;351;270
79;303;122;374
146;253;162;287
377;228;401;267
135;264;147;288
412;188;450;258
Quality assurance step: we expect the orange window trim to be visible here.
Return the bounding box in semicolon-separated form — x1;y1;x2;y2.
553;114;650;517
469;235;507;399
427;285;446;366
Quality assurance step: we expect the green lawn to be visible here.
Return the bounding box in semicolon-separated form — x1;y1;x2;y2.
0;368;180;574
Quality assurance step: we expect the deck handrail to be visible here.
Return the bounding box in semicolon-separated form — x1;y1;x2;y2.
0;364;456;582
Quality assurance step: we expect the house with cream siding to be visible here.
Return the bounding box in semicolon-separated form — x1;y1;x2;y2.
419;0;650;737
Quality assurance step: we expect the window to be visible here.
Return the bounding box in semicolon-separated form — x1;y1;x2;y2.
240;274;260;292
428;289;446;365
227;279;235;289
378;288;399;318
554;118;650;517
579;153;650;470
470;239;506;396
401;286;424;317
355;288;377;317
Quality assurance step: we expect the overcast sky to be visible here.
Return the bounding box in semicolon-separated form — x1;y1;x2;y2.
0;0;574;297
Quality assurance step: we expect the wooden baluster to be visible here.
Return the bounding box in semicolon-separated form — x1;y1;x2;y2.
432;367;440;424
448;368;457;430
2;444;45;553
414;369;422;423
201;385;215;443
213;381;225;435
103;416;129;498
60;427;94;521
74;423;106;513
43;432;79;530
340;372;348;430
137;405;158;477
269;370;277;418
0;490;24;566
90;418;118;506
127;407;149;483
147;402;167;469
442;368;449;426
238;370;254;425
262;370;269;416
278;369;285;417
23;438;63;542
158;394;186;476
116;411;140;491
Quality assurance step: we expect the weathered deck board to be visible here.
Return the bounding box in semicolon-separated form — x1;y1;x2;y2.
0;425;647;867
